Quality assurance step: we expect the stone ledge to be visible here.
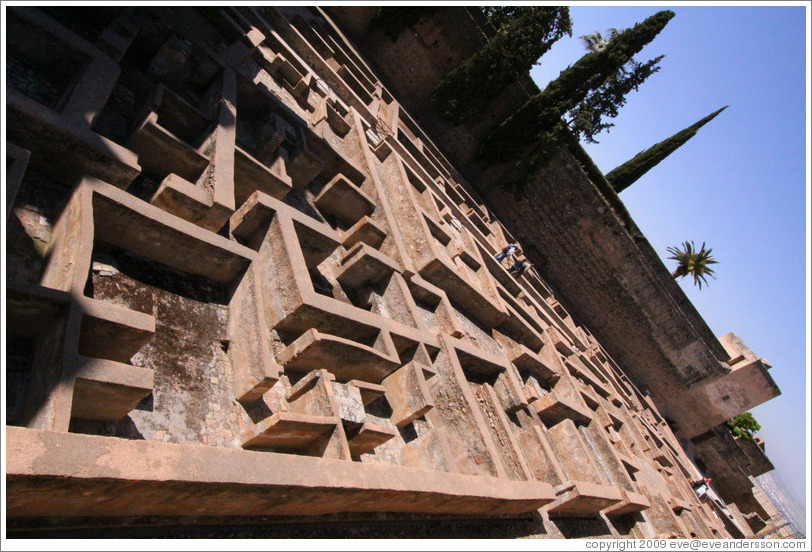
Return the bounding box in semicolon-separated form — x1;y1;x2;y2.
6;426;556;517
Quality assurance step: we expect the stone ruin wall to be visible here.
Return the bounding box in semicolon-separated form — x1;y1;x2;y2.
3;6;771;538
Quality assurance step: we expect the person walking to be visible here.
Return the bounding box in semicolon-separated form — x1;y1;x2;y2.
507;258;530;277
692;477;712;490
495;243;520;262
693;478;712;499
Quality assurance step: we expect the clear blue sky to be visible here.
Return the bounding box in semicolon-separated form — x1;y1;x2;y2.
530;4;809;511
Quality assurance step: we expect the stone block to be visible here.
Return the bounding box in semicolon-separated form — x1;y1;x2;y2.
419;256;508;330
522;376;546;407
151;84;214;145
618;453;643;475
495;296;546;352
150;173;233;233
230;264;282;404
95;10;141;62
249;113;288;163
668;495;691;514
580;387;600;410
7;91;141;187
449;335;510;382
371;134;393;162
286;368;335;402
268;53;304;86
287;128;325;189
508;343;560;384
492;363;529;414
547;419;604;485
567;353;612;399
326;102;352;137
337;64;372;104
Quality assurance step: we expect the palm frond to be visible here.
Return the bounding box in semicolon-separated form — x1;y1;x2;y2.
668;240;719;289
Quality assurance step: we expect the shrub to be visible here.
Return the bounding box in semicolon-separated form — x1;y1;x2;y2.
724;412;761;440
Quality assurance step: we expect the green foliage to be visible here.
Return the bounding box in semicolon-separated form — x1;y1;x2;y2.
370;7;441;41
432;7;571;123
481;10;674;165
481;6;566;34
482;6;525;32
606;106;728;193
667;240;719;289
725;413;761;440
568;55;664;143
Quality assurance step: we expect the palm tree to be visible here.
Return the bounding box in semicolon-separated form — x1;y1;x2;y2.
667;241;719;289
579;28;619;52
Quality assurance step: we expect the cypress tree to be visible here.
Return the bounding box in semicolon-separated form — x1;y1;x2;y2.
606;106;728;192
480;10;675;163
432;7;571;123
568;55;665;143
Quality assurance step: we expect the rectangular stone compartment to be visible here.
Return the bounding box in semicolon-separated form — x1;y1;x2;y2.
241;411;337;453
341;216;387;250
336;242;400;289
90;181;254;284
314;174;375;227
151;84;214;145
547;480;623;516
6;10;91;111
235;146;292;204
534;389;593;427
347;422;397;456
508;344;560;383
76;297;155;364
278;329;400;384
381;361;434;428
605;490;651;516
127;112;210;183
70;358;155;423
6;281;70;338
